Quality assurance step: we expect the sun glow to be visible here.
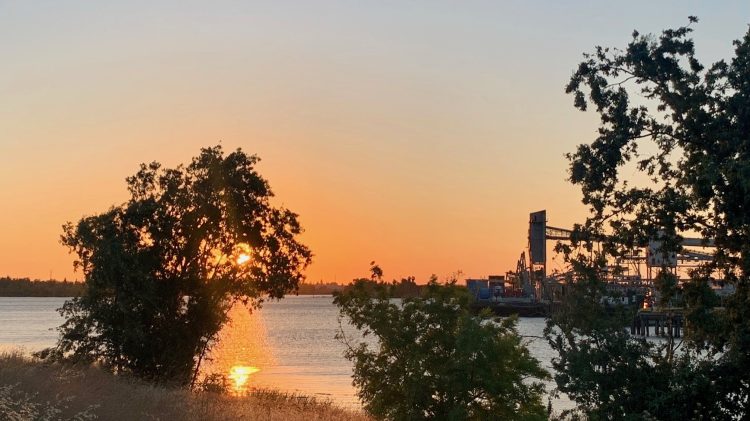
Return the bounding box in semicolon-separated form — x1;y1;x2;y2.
228;365;260;394
235;243;252;265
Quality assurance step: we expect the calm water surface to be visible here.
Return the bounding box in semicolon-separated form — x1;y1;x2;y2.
0;297;66;352
0;296;569;410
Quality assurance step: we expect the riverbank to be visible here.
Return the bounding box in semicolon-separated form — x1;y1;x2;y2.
0;352;369;420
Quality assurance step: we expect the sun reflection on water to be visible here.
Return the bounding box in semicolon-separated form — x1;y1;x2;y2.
200;303;274;396
228;365;260;395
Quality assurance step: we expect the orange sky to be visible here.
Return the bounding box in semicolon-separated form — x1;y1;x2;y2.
1;2;747;283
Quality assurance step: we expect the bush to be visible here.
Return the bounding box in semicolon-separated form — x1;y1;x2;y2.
335;276;548;421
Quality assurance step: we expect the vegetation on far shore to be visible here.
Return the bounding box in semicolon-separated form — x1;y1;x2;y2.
0;276;421;299
0;351;368;421
0;277;84;297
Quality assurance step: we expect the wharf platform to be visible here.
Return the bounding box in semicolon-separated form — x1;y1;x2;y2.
631;309;685;337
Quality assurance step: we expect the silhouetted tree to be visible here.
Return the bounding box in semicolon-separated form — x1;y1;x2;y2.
547;17;750;419
42;146;312;386
369;261;383;281
336;277;548;421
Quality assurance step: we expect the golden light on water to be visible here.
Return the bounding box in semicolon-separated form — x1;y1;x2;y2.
200;303;274;396
228;365;260;394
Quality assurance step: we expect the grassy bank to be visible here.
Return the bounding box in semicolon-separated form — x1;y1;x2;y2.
0;352;369;420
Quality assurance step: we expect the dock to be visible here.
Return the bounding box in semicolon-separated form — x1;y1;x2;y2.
631;309;684;338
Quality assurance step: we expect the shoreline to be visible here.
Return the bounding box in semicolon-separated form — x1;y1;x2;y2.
0;351;369;421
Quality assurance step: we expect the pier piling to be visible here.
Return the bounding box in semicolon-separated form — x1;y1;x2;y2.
631;310;684;339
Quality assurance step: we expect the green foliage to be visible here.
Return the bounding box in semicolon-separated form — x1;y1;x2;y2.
546;266;727;420
335;277;548;421
549;17;750;419
42;145;312;386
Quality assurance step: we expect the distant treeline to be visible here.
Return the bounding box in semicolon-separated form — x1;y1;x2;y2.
0;276;423;298
296;281;345;295
0;277;84;297
298;277;423;298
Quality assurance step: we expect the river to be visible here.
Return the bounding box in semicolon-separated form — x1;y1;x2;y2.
0;296;570;410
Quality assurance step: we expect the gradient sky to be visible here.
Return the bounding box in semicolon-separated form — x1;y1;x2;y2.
1;1;748;283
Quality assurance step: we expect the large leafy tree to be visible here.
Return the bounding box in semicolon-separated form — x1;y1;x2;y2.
44;146;312;385
335;268;548;421
547;18;750;419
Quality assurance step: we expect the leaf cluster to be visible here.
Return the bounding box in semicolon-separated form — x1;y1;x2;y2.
335;278;548;421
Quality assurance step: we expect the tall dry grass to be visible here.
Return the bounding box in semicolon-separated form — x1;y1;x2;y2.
0;351;369;420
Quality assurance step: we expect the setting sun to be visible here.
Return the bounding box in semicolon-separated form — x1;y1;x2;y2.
235;243;252;265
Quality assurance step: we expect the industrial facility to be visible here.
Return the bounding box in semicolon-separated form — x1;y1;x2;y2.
466;210;730;326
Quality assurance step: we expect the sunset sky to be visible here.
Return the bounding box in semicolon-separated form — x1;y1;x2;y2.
1;1;748;283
